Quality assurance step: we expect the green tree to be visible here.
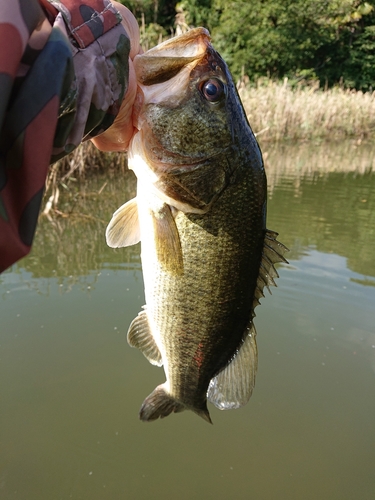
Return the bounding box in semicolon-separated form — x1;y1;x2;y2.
178;0;375;89
119;0;178;48
119;0;177;30
211;0;375;87
120;0;375;89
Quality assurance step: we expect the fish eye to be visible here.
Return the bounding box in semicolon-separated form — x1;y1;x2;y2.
200;79;225;103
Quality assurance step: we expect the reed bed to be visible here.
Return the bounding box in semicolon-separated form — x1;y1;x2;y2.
238;78;375;142
43;141;127;215
262;140;375;194
44;78;375;209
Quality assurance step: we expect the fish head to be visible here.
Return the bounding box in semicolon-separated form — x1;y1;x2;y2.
130;28;262;213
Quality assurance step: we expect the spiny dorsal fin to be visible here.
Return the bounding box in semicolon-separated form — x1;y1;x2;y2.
151;204;183;275
127;309;163;367
252;229;289;311
207;323;258;410
106;198;140;248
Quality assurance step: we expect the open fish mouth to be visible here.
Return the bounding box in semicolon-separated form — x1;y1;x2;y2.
134;28;212;87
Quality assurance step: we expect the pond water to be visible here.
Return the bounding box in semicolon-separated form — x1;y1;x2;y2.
1;142;375;499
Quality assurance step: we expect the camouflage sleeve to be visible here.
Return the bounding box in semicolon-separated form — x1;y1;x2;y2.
48;0;130;161
0;0;131;273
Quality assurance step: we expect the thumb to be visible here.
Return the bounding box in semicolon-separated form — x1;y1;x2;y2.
91;3;141;152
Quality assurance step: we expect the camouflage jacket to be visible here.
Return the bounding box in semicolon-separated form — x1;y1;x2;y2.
0;0;130;273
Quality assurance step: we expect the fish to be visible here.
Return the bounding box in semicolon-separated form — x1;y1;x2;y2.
106;27;288;423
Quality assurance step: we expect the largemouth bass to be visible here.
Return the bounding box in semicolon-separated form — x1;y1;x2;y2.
106;28;288;423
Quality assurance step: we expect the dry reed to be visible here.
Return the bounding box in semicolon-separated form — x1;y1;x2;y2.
238;77;375;142
44;78;375;210
43;141;127;215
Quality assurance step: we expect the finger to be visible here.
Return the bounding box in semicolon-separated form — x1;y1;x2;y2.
91;55;137;151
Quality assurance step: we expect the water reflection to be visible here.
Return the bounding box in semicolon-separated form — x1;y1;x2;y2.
1;142;375;500
3;141;374;280
263;141;375;277
262;139;375;189
0;171;140;294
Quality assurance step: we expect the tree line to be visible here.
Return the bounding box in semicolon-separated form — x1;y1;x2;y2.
120;1;375;90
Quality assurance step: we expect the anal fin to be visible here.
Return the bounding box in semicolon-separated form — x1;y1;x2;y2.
207;323;258;410
127;309;163;367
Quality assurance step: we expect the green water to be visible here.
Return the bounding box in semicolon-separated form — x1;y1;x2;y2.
1;142;375;499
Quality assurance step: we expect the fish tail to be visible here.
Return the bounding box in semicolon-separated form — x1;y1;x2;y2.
192;407;213;425
139;384;212;424
139;384;184;422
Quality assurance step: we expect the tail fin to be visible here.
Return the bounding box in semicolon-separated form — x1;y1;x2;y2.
139;384;212;424
139;385;184;421
192;407;213;424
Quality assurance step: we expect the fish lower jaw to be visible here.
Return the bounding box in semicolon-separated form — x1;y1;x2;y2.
129;147;211;214
138;181;209;215
152;188;210;214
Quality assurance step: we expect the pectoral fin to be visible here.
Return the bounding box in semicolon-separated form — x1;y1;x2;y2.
151;204;183;275
207;323;258;410
127;309;163;367
106;198;140;248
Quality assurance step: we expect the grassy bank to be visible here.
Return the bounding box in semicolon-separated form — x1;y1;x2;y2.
32;143;375;278
46;79;375;206
43;143;127;215
239;78;375;142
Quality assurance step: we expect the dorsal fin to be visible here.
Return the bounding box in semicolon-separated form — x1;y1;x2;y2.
207;230;287;411
207;323;258;410
252;230;289;312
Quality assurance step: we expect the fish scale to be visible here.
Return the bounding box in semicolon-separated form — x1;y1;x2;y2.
106;27;288;423
148;166;264;403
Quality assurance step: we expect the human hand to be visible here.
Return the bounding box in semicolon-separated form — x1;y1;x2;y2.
91;2;141;152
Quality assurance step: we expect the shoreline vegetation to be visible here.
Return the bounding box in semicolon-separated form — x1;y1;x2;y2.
27;142;375;280
238;77;375;142
44;77;375;214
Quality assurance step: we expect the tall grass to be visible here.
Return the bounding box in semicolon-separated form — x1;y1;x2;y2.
262;140;375;194
43;142;127;215
238;78;375;142
45;78;375;208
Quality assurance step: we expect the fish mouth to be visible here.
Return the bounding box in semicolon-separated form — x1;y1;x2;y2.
130;28;237;213
134;28;211;87
129;129;236;214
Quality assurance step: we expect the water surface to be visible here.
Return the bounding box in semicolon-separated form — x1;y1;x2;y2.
1;142;375;499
